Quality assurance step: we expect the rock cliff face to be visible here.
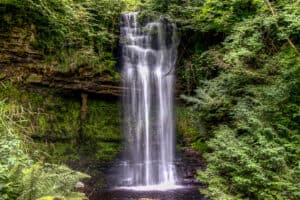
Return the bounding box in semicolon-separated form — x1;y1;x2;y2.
0;24;122;97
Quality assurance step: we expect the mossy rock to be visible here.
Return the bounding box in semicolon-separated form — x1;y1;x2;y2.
37;196;65;200
0;82;122;163
0;71;7;80
37;194;87;200
26;73;43;83
95;142;122;161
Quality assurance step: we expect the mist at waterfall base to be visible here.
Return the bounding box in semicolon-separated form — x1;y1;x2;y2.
118;11;179;191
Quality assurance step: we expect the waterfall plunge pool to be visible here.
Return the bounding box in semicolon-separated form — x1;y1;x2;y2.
115;184;184;191
88;186;207;200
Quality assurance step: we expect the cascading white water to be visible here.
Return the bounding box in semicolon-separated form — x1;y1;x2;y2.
120;12;179;189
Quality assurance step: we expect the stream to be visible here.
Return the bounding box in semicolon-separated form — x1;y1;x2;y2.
89;186;206;200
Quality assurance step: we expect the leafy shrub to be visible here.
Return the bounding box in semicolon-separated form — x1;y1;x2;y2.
174;1;300;199
0;100;89;200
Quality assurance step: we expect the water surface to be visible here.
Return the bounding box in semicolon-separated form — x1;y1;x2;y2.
89;186;207;200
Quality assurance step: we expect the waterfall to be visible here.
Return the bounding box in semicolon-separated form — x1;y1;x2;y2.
119;12;179;189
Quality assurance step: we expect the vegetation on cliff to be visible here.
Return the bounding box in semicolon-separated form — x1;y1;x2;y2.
0;0;299;200
0;0;124;73
0;82;121;199
0;90;89;199
147;0;300;199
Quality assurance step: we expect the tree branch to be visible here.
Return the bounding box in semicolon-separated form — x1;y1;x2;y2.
264;0;299;55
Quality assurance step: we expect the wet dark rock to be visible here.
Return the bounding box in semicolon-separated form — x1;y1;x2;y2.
176;148;207;187
2;65;123;97
0;24;122;98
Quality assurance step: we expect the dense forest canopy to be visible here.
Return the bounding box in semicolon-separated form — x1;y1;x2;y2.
0;0;299;199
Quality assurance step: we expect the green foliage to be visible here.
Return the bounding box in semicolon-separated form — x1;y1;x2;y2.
36;142;79;164
82;100;120;141
158;0;300;199
179;52;299;200
0;100;89;200
150;0;176;13
0;82;122;163
198;124;299;200
122;0;149;11
20;163;89;200
0;83;81;139
1;0;299;199
81;99;122;162
0;0;124;73
192;0;263;33
178;49;229;95
122;2;300;199
94;142;122;162
183;48;300;200
176;107;207;151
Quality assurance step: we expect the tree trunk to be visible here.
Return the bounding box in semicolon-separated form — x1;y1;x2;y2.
80;93;88;121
